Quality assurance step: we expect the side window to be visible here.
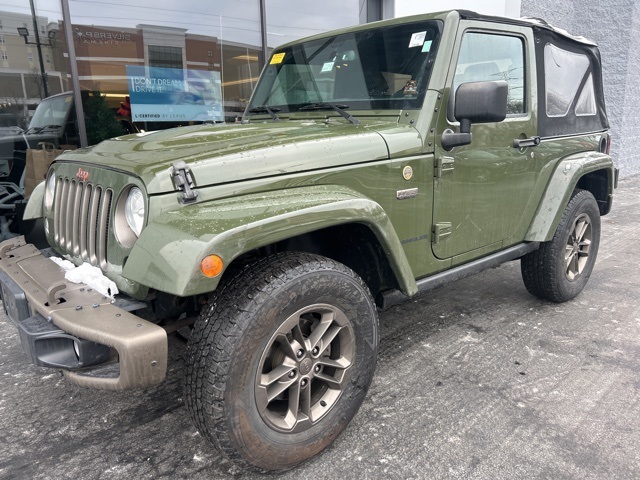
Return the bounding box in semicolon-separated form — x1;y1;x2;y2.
453;32;525;115
544;44;596;117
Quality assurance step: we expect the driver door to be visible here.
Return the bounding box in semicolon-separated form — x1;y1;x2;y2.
432;23;538;260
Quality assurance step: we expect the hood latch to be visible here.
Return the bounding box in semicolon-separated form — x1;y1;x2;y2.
171;161;198;203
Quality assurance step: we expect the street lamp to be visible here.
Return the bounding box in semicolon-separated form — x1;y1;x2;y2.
16;0;56;99
17;28;57;45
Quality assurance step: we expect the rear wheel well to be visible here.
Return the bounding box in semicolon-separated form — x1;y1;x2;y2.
227;224;399;305
575;169;611;215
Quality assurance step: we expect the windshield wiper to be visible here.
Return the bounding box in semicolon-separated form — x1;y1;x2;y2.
300;102;360;125
247;105;281;122
27;124;62;134
299;103;360;125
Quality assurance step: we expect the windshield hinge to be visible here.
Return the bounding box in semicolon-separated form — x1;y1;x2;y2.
171;161;198;203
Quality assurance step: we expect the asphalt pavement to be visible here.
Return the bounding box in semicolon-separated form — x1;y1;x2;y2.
0;176;638;480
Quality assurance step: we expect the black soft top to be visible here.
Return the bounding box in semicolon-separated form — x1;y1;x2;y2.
457;10;597;46
458;10;608;137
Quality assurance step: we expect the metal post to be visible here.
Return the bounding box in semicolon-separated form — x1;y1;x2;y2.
219;15;225;121
259;0;268;68
61;0;88;147
29;0;49;98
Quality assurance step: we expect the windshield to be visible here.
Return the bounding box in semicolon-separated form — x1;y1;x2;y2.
29;94;73;130
248;20;442;115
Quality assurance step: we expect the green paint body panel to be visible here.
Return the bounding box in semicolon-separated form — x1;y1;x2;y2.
55;118;396;195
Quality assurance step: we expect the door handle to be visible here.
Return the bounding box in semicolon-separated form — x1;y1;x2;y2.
512;136;540;148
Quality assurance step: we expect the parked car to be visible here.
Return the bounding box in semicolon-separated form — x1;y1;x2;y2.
0;91;136;239
0;10;616;472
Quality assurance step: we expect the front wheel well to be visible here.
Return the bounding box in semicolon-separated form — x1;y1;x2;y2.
227;223;400;304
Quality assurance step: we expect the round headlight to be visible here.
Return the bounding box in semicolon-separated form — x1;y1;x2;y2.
44;174;56;211
124;187;145;237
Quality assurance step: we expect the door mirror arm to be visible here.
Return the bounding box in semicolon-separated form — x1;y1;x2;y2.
441;129;472;151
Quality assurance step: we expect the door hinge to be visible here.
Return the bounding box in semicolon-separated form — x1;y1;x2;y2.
435;156;455;178
432;222;452;243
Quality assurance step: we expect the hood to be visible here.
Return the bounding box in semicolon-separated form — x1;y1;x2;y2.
54;118;423;194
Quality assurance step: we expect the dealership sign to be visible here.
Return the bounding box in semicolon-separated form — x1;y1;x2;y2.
126;66;223;122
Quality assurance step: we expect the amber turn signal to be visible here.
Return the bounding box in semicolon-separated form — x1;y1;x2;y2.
200;255;224;277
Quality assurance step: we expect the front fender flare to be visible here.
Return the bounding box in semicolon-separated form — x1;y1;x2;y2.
525;151;614;242
23;181;45;220
123;185;418;297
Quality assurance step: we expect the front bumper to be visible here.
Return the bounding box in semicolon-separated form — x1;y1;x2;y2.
0;236;167;390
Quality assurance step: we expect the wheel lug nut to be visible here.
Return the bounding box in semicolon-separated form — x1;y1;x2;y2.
312;347;319;355
314;365;321;373
296;349;304;358
300;378;308;387
288;370;297;379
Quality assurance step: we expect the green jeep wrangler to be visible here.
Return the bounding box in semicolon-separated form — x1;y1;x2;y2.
0;10;616;472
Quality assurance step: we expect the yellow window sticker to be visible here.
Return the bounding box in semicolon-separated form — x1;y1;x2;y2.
270;53;286;64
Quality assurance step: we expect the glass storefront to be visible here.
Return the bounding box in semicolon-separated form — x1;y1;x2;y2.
265;1;360;48
67;0;263;128
0;2;68;130
0;0;361;146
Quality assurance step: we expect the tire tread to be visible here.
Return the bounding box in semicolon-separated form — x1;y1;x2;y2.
521;189;600;303
184;252;378;472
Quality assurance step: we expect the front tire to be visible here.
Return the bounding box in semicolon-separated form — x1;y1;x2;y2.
185;252;379;472
521;189;601;303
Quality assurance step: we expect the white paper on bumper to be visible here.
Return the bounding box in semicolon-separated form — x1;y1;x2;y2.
50;257;119;299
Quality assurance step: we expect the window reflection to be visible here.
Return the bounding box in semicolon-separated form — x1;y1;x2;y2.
265;1;360;48
67;0;262;127
0;0;363;138
0;3;68;129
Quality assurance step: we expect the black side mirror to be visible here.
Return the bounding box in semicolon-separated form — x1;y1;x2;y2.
441;80;508;151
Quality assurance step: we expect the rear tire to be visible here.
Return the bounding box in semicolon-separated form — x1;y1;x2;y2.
184;252;379;472
521;189;601;303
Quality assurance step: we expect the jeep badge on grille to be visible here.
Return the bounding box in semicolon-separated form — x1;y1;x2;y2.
76;168;89;182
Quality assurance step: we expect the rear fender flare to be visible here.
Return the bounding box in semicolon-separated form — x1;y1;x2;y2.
525;152;614;242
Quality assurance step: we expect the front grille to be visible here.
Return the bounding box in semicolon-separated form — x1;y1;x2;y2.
53;177;113;270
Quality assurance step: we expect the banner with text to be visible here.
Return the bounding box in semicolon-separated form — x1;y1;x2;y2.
126;66;223;122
